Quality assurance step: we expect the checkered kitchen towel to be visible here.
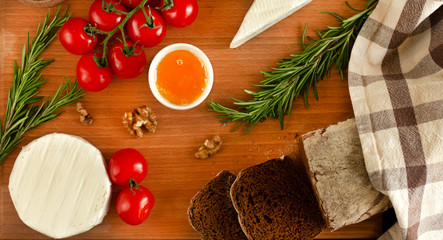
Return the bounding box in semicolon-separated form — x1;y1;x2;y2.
348;0;443;239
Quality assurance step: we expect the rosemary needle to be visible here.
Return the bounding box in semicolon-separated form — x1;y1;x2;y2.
0;7;85;163
209;0;378;134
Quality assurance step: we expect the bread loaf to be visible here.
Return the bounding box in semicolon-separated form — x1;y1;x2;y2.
230;157;325;240
187;170;248;240
300;118;391;231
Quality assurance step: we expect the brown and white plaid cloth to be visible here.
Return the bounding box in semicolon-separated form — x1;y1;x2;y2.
348;0;443;239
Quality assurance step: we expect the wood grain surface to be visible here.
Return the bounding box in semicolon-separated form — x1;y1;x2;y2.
0;0;383;239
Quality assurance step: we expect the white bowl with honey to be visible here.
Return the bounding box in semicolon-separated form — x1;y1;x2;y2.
148;43;214;110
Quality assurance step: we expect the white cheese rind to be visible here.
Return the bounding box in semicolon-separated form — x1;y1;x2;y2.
230;0;312;48
9;133;111;239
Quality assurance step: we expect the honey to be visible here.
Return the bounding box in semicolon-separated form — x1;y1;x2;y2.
155;50;207;105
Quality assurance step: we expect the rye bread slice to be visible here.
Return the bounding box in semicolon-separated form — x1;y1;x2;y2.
300;118;391;231
188;170;248;240
230;157;325;240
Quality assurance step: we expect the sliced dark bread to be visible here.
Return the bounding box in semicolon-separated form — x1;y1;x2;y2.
230;157;325;240
188;170;248;240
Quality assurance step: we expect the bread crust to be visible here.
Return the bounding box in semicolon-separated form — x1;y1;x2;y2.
298;134;331;231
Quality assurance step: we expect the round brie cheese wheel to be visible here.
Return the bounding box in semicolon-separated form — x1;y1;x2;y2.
9;133;112;239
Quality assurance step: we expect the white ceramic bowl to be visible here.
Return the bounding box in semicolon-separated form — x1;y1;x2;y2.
148;43;214;110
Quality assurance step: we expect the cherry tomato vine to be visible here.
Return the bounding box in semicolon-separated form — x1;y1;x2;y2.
59;0;199;92
108;148;154;225
60;0;198;92
92;0;150;67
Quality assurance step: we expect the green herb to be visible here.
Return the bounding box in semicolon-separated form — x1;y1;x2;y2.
0;7;85;164
209;0;378;134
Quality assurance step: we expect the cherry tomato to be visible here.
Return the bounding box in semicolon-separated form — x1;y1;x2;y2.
76;53;113;92
121;0;144;9
108;40;147;79
59;18;97;55
116;186;155;225
127;6;167;47
89;0;127;31
158;0;198;28
108;148;148;186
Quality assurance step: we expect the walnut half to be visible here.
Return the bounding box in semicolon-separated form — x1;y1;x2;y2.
122;105;157;137
76;102;93;126
195;135;223;159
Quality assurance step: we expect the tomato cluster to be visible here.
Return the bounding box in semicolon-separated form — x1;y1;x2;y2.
59;0;198;92
108;148;155;225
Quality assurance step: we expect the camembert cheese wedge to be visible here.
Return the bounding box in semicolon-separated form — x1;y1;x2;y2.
9;133;111;239
230;0;312;48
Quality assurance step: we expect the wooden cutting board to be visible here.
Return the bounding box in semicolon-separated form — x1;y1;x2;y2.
0;0;383;239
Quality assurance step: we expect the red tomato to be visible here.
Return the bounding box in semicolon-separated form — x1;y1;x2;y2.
76;53;113;92
116;186;155;225
127;6;166;47
89;0;127;31
59;18;97;55
120;0;144;9
108;148;148;186
158;0;198;28
108;40;147;79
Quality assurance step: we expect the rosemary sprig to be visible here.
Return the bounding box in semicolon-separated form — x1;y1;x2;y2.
0;7;85;163
209;0;378;134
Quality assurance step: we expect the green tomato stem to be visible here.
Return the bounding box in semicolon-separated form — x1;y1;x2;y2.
90;27;110;35
120;27;128;48
129;178;141;194
140;6;159;29
156;0;173;11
